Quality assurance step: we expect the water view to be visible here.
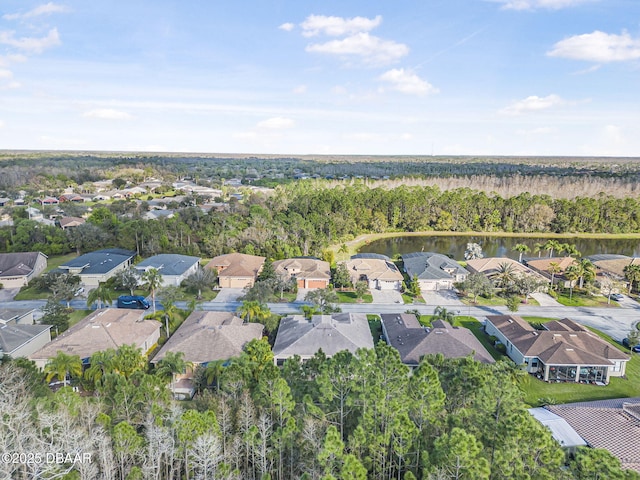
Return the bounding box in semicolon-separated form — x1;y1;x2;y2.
357;235;640;260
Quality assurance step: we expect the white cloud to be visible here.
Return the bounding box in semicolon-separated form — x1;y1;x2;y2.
278;22;295;32
379;68;438;96
331;85;348;95
306;33;408;66
82;108;133;120
516;127;555;135
292;85;307;94
0;120;5;128
0;28;61;54
0;69;13;79
257;116;295;129
300;14;382;37
548;30;640;62
500;94;565;115
3;2;70;20
0;54;27;67
491;0;594;10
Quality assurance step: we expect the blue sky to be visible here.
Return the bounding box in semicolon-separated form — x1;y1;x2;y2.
1;0;639;156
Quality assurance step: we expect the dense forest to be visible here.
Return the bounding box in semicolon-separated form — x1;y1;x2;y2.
3;183;640;260
2;342;637;480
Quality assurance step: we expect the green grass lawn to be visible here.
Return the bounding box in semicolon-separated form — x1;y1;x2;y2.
367;314;382;342
460;294;540;307
68;309;92;329
336;291;373;303
402;293;425;304
552;290;614;307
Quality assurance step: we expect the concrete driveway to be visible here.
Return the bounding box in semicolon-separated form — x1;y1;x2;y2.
212;288;244;303
370;289;404;304
421;290;464;306
530;292;563;307
0;288;19;302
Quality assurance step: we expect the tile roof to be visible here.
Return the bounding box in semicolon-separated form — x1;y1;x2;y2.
273;258;331;280
153;311;263;364
136;254;201;276
381;314;494;365
546;398;640;472
486;315;629;366
0;252;46;278
587;254;640;278
59;217;86;228
273;313;374;359
402;252;468;280
465;257;546;281
206;253;265;278
525;256;576;273
30;308;161;361
528;407;587;448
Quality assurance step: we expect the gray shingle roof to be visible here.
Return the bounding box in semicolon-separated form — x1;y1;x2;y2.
381;314;495;365
402;252;468;280
136;254;201;276
60;249;135;275
0;252;45;278
273;313;374;359
0;324;51;356
153;311;263;364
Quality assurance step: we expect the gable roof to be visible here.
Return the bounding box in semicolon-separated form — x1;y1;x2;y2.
30;308;161;362
381;314;494;365
59;248;135;275
586;254;640;278
59;216;86;228
135;254;201;276
525;256;576;273
0;323;51;356
486;315;629;366
0;252;46;278
206;252;265;278
402;252;468;280
273;258;331;280
546;398;640;472
273;313;374;358
153;311;263;364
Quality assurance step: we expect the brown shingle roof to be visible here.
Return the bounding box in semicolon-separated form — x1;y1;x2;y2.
526;256;575;273
152;311;263;364
206;253;265;278
273;258;331;280
466;257;546;281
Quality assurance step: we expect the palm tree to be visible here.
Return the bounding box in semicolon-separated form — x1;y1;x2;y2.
86;282;113;309
112;344;146;379
623;264;640;294
561;243;581;258
548;261;562;289
44;351;83;387
84;349;116;389
543;239;562;258
433;306;456;323
493;262;516;290
533;242;545;258
204;360;225;393
237;300;270;323
577;258;596;289
155;351;190;395
513;243;530;263
564;263;581;300
338;243;349;260
141;267;163;314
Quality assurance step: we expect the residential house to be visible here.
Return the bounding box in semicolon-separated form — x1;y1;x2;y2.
143;209;175;221
0;197;11;207
273;313;374;365
527;408;587;451
0;251;48;288
546;398;640;472
402;252;469;291
206;252;265;289
485;315;629;384
38;196;59;205
345;253;403;290
30;308;161;369
381;314;494;367
58;216;86;230
0;308;36;326
587;254;640;290
135;254;201;287
466;257;547;283
273;257;331;289
59;194;85;203
525;256;576;288
0;323;52;360
152;311;263;399
58;248;136;289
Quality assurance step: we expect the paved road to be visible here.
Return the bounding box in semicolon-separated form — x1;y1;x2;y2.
2;297;638;343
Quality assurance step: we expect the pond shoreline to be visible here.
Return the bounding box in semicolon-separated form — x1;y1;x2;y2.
331;231;640;258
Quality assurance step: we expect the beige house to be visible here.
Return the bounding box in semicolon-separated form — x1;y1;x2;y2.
525;256;576;287
30;308;161;368
466;257;547;282
486;315;629;384
0;252;48;288
206;252;265;288
273;258;331;289
152;311;263;399
344;254;403;290
58;216;86;230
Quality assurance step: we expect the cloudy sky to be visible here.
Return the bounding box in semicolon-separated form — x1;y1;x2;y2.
1;0;639;156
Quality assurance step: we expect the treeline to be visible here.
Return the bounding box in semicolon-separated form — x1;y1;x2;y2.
2;184;640;259
2;343;637;480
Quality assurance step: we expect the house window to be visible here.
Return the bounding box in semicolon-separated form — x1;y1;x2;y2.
530;360;538;368
613;361;621;372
